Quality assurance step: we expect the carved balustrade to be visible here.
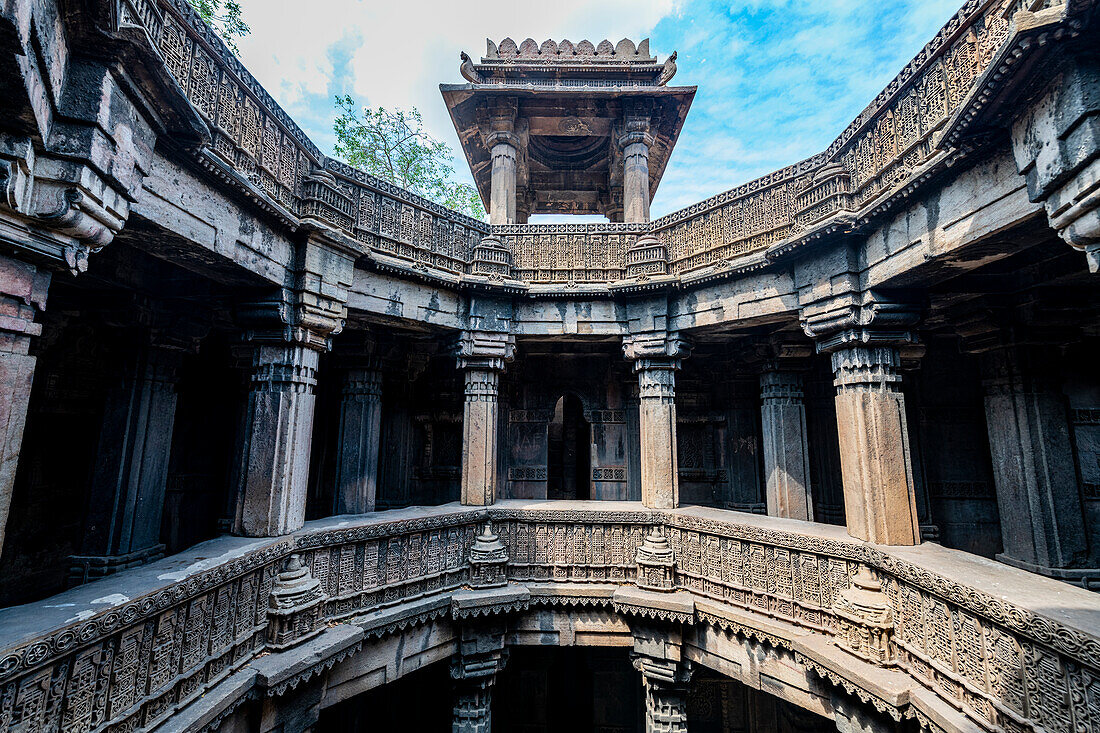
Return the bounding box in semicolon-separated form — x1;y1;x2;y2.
117;0;1079;291
649;0;1062;275
120;0;488;282
1;504;1097;733
493;224;640;284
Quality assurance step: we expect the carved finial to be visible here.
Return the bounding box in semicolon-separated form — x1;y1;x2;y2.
635;525;676;591
460;51;480;84
831;566;895;666
658;51;677;86
266;554;327;650
469;519;509;588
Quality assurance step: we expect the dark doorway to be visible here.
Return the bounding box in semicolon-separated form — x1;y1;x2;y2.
547;394;591;500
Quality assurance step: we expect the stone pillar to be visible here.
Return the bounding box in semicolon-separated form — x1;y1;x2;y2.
828;344;920;545
620;117;654;224
487;131;518;226
632;636;692;733
980;344;1089;573
457;332;515;506
235;343;320;536
451;625;508;733
71;342;182;582
624;334;690;509
0;254;50;561
760;370;814;521
483;98;520;227
334;365;382;515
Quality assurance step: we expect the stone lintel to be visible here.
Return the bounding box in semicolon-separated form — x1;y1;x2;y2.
253;625;365;694
451;585;532;620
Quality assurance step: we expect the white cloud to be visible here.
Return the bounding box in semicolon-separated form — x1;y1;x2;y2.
234;0;680;163
230;0;968;218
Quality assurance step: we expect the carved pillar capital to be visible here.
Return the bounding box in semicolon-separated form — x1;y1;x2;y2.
829;344;904;391
802;293;920;355
622;332;692;367
617;116;655;153
236;289;342;354
484;130;520;156
760;369;806;403
455;331;516;373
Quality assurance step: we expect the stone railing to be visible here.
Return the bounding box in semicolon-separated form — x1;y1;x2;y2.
120;0;1076;290
649;0;1050;276
121;0;488;281
493;223;642;284
1;503;1097;733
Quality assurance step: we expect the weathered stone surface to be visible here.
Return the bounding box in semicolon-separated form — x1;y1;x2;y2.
1;0;1100;730
980;344;1090;573
71;342;182;582
334;366;383;514
760;370;814;521
235;343;320;537
624;332;690;509
0;254;47;562
457;331;515;506
828;344;920;546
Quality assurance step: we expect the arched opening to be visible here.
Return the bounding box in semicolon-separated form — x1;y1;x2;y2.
547;394;591;500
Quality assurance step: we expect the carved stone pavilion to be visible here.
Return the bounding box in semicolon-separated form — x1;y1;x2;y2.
0;0;1099;732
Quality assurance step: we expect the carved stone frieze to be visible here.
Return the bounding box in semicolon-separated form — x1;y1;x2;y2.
2;505;1100;733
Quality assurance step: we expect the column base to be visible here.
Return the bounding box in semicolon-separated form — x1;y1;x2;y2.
68;544;166;585
995;553;1100;589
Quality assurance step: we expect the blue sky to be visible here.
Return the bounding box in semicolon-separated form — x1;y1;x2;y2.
232;0;965;219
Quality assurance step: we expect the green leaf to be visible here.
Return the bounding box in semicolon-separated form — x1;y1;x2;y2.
186;0;250;54
332;98;486;220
